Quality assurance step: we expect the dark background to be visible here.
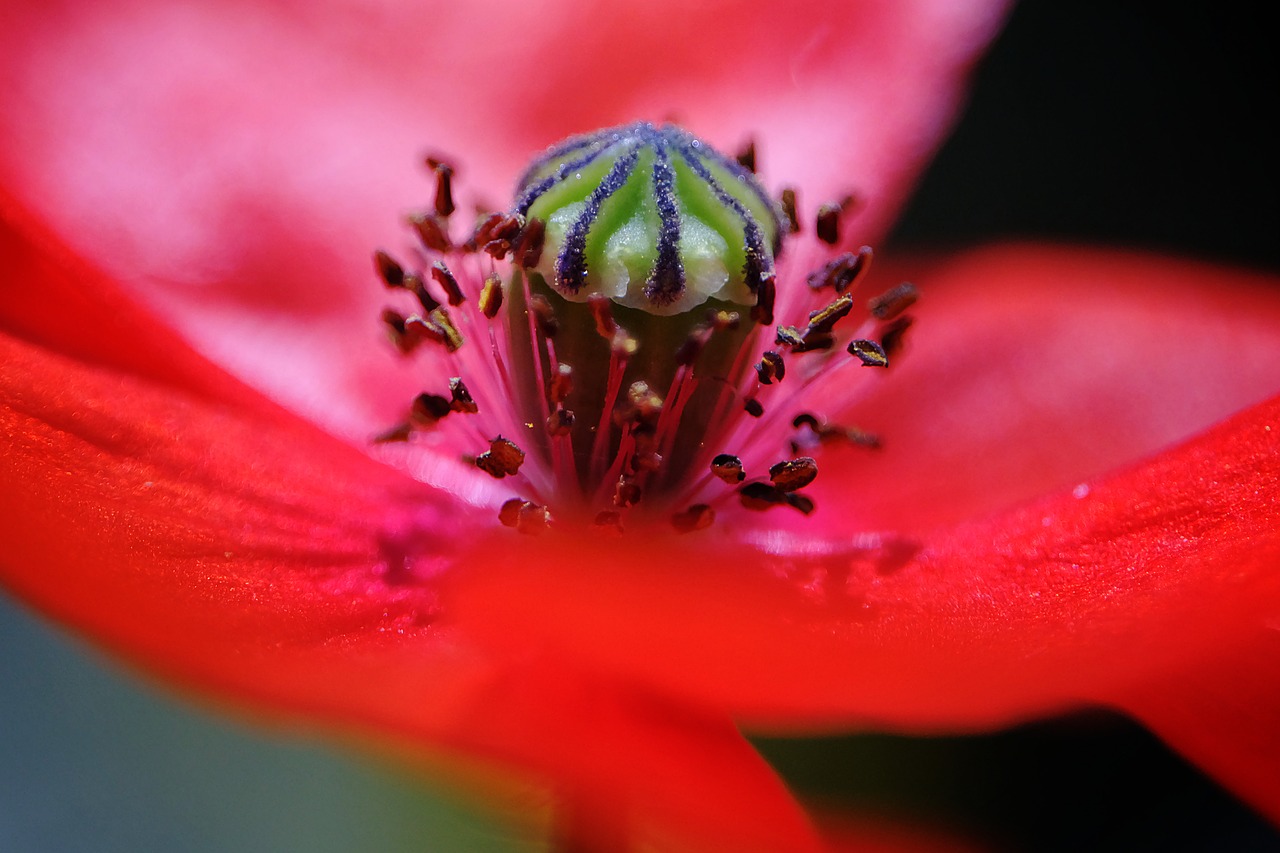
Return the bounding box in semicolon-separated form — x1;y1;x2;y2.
2;3;1277;851
890;3;1277;271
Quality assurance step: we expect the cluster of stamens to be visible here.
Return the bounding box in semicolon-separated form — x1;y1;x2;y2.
372;123;917;534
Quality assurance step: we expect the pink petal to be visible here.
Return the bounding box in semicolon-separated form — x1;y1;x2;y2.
0;0;1009;445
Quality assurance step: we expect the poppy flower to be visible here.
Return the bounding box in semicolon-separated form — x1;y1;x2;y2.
2;0;1279;850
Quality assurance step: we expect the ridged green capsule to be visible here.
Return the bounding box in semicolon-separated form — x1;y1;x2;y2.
513;122;782;316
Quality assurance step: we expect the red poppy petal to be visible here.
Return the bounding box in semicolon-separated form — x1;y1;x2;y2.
807;244;1280;532
1119;630;1280;825
447;395;1280;735
0;0;1008;442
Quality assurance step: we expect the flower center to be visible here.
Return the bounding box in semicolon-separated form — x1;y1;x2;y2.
373;123;916;533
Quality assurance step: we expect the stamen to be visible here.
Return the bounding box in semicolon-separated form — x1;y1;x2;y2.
449;377;478;413
880;316;913;357
671;504;715;532
431;261;467;306
807;246;873;293
499;498;551;534
372;121;916;532
710;454;745;484
755;351;785;385
432;161;456;217
868;281;918;321
408;212;451;253
768;457;818;492
815;204;840;245
411;392;453;426
374;249;405;287
479;274;504;319
780;188;800;233
475;437;525;479
848;339;889;368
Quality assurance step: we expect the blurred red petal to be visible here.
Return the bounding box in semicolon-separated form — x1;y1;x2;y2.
1120;630;1280;825
810;244;1280;532
447;393;1280;736
0;0;1008;443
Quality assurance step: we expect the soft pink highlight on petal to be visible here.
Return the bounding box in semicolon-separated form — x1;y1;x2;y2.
0;0;1009;452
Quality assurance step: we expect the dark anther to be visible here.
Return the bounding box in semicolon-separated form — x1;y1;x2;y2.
784;493;816;515
499;498;550;534
769;457;818;492
671;504;715;533
479;274;504;319
792;413;820;430
806;293;855;334
880;316;913;357
807;246;873;293
613;476;642;508
610;328;639;358
735;139;757;173
594;510;624;533
475;437;525;479
848;339;889;367
410;392;453;426
623;381;664;424
426;307;464;352
549;363;574;404
868;281;918;321
738;481;784;510
780;188;800;233
531;294;560;339
750;275;776;326
374;249;405;287
546;407;575;436
433;162;455;218
588;293;617;338
372;423;412;444
774;326;803;348
815;203;841;245
744;397;765;418
513;218;546;269
710;453;745;484
755;350;785;385
381;308;429;354
792;412;881;450
469;212;503;252
408;212;451;253
675;323;713;367
708;309;741;331
476;212;523;258
449;377;478;413
430;261;466;306
792;330;836;354
739;481;814;513
405;274;440;312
